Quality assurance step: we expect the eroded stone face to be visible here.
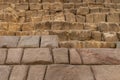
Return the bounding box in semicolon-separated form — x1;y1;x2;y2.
22;48;53;64
92;65;120;80
45;65;94;80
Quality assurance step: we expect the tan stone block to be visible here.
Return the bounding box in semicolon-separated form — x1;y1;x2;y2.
49;30;69;41
45;65;94;80
97;22;109;32
22;22;35;31
70;22;84;30
9;65;28;80
109;23;120;32
92;31;102;41
0;66;11;80
53;12;65;21
18;36;40;48
64;3;74;9
92;65;120;80
84;41;102;48
42;0;52;2
41;35;59;48
27;65;46;80
0;22;8;30
111;0;120;3
0;49;7;64
84;23;97;31
29;0;41;3
83;0;95;2
107;13;120;22
65;12;76;22
86;14;94;23
93;13;106;23
8;23;21;31
70;48;82;64
42;15;51;22
77;7;89;15
15;3;28;10
22;48;53;64
69;30;92;41
35;22;51;30
101;42;116;48
50;2;63;11
52;48;69;64
6;48;23;64
76;15;86;22
103;32;118;42
51;21;70;30
30;3;42;10
90;7;99;13
16;31;35;36
42;2;50;10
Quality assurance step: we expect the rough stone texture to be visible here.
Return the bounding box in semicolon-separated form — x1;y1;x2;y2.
41;35;59;48
77;7;89;15
103;32;118;42
107;13;120;22
92;31;102;41
6;48;23;64
92;65;120;80
9;65;28;80
0;66;11;80
0;49;7;64
69;48;82;64
79;48;120;64
18;36;40;48
22;48;53;64
0;36;19;48
45;65;94;80
27;65;46;80
52;48;69;64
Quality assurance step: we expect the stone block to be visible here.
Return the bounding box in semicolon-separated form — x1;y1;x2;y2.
29;0;41;3
50;2;63;11
107;13;120;22
86;14;94;23
41;35;58;48
103;32;118;42
8;23;21;31
27;65;46;80
30;3;42;10
0;49;7;64
64;3;74;9
22;48;53;64
0;36;19;48
84;23;97;31
6;48;23;64
18;36;40;48
9;65;28;80
93;13;106;23
53;12;65;21
15;3;28;10
0;22;8;30
76;15;85;22
52;48;69;64
70;48;82;64
65;12;76;22
77;7;89;15
45;65;94;80
0;66;11;80
35;22;51;30
22;23;35;31
92;31;102;41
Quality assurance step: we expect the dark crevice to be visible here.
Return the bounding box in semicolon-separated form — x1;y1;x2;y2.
8;66;13;80
43;65;48;80
25;66;30;80
90;66;97;80
76;49;84;64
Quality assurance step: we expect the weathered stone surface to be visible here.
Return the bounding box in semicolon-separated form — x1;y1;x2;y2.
103;32;118;42
86;14;94;23
9;65;28;80
0;49;7;64
76;15;85;22
69;30;91;41
92;65;120;80
22;48;53;64
18;36;40;48
107;13;120;22
41;35;58;48
6;48;23;64
27;65;46;80
77;7;89;15
30;3;42;10
0;66;11;80
0;36;19;48
93;13;106;23
8;23;21;31
45;65;94;80
52;12;65;21
84;23;97;31
116;42;120;48
52;48;69;64
65;12;76;22
22;23;35;31
70;48;82;64
79;48;120;64
50;2;63;11
92;31;102;41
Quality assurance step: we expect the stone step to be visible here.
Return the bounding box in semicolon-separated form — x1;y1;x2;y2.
1;64;120;80
0;48;120;65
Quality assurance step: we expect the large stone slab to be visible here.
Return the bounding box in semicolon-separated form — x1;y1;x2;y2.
0;36;19;48
9;65;28;80
0;49;7;64
6;48;23;64
45;65;94;80
79;48;120;64
0;66;11;80
92;65;120;80
18;36;40;48
22;48;53;64
27;65;46;80
52;48;69;64
41;35;59;48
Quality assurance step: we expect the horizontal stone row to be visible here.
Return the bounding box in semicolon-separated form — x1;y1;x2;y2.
0;0;120;3
0;48;120;65
0;36;58;48
0;7;120;23
1;22;120;32
1;64;120;80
